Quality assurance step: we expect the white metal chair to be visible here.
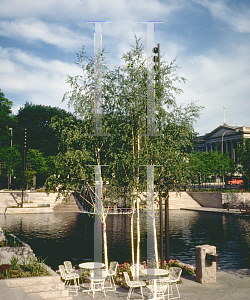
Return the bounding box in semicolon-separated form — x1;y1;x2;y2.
147;279;168;300
123;271;146;300
64;260;84;276
64;261;76;273
59;265;80;295
103;261;118;290
130;263;146;280
159;267;182;299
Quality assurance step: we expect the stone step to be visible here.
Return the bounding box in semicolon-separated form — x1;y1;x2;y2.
23;283;65;293
53;195;82;213
5;275;61;288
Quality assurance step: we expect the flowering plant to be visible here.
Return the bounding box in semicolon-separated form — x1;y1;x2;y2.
111;259;195;287
113;262;133;287
163;259;196;275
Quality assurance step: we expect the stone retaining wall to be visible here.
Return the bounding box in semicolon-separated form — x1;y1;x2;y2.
0;233;35;259
222;193;250;206
187;192;223;208
187;192;250;208
5;207;54;214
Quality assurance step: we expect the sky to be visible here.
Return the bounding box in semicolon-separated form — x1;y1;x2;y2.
0;0;250;136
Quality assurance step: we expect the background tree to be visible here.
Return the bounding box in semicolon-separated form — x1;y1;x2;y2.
189;151;235;189
0;145;22;189
25;149;50;188
0;89;16;148
237;138;250;190
16;102;74;156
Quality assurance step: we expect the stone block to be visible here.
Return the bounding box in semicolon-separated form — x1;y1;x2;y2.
0;227;6;241
196;244;217;283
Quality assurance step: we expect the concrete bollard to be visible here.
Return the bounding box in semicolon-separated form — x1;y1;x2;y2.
195;244;219;283
0;227;6;241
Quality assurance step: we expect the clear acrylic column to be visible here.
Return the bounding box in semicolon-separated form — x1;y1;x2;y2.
94;165;103;274
86;21;110;136
139;21;162;136
147;165;155;268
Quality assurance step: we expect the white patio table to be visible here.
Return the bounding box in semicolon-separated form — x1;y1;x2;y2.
141;268;169;300
79;262;105;274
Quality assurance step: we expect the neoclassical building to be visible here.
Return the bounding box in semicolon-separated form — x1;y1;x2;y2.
195;124;250;161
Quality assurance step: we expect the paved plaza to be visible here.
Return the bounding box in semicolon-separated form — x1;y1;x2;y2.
0;268;249;299
72;268;250;300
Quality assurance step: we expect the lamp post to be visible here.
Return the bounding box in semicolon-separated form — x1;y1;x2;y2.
21;128;27;208
159;177;169;266
8;128;12;189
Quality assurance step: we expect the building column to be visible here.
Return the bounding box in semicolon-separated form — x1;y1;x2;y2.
225;140;228;153
231;140;234;159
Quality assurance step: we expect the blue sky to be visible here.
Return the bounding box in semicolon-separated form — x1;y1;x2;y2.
0;0;250;135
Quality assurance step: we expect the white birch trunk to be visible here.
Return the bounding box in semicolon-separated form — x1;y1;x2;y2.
102;211;109;270
153;216;159;268
136;197;140;279
131;200;136;277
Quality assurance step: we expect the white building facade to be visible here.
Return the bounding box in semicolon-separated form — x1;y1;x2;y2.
195;125;250;162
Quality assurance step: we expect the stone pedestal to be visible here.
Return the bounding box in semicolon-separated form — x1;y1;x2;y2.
0;227;6;241
196;244;217;283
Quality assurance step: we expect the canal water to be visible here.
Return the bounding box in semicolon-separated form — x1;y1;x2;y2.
0;210;249;271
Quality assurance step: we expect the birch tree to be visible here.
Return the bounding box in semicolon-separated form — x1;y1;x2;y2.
45;35;202;271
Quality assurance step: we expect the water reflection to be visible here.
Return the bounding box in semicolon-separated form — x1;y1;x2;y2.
0;210;249;271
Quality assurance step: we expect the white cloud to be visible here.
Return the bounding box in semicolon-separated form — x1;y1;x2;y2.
193;0;250;33
0;47;79;113
0;19;90;51
176;44;250;134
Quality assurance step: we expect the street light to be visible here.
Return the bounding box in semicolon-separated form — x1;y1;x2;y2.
21;128;27;208
158;177;169;267
8;128;13;189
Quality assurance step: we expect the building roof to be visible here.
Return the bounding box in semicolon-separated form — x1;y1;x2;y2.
198;124;250;140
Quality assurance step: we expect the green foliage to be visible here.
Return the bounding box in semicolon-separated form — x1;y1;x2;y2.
188;151;235;187
237;138;250;190
0;89;16;148
0;145;22;177
0;256;50;279
111;260;195;287
46;36;203;205
10;255;20;269
1;231;23;247
16;102;74;156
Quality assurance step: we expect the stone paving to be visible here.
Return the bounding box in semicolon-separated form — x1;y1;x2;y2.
67;269;250;300
0;268;249;299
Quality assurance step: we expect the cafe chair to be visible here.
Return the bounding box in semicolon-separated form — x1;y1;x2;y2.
59;265;80;295
159;267;182;299
123;271;146;300
147;279;168;300
104;261;118;291
64;261;77;273
64;260;84;276
130;263;146;280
